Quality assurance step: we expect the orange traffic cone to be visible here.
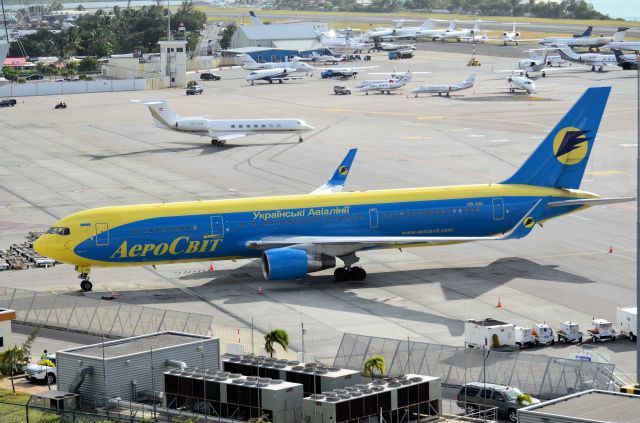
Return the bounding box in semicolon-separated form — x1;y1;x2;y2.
209;261;214;271
609;245;613;254
496;298;502;308
257;286;264;295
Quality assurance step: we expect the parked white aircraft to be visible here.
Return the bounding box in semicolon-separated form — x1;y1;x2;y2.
370;41;417;52
239;54;314;72
541;27;628;50
376;19;442;40
320;34;369;52
554;44;635;71
133;100;314;146
409;73;475;97
604;41;640;52
245;66;313;85
295;52;342;65
413;21;456;41
502;22;530;45
516;49;550;77
439;21;481;42
507;75;535;93
460;31;489;44
358;71;412;95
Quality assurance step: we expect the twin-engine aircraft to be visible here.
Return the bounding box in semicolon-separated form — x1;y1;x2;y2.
35;88;632;292
409;73;475;97
541;27;628;50
133;100;314;146
358;71;412;94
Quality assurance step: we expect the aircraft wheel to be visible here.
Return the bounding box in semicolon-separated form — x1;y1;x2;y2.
350;267;367;281
542;71;546;77
298;136;303;143
334;267;351;282
278;80;283;84
80;280;93;292
365;92;369;95
269;80;273;84
516;41;519;46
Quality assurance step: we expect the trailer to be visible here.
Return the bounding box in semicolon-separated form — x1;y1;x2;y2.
587;318;616;343
465;318;516;349
557;321;583;343
617;307;637;341
532;323;555;346
515;326;535;349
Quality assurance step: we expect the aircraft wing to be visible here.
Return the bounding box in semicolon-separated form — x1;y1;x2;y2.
247;199;546;253
209;131;249;141
311;149;357;194
546;197;634;208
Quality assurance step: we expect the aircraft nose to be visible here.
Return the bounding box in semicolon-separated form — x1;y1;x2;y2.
33;235;49;257
303;123;314;131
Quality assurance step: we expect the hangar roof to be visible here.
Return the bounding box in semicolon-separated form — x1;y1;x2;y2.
239;23;319;41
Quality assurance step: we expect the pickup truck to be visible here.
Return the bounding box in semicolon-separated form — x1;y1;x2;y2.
333;85;351;95
26;354;57;385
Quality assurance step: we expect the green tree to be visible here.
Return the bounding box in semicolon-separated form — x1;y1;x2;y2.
363;355;385;380
219;23;237;50
78;56;99;72
264;329;289;358
0;330;37;393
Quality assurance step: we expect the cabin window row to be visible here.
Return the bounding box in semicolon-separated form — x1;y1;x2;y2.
381;207;480;220
230;123;282;129
239;214;366;227
130;225;198;235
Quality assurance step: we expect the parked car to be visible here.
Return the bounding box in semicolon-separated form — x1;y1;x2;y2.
26;354;57;385
186;85;204;95
25;74;44;81
333;85;351;95
200;72;221;81
0;98;17;107
456;382;540;422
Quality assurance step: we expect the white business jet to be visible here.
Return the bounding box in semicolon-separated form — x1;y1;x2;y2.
409;73;475;97
245;64;314;85
439;21;482;43
553;43;635;72
415;21;456;41
502;22;529;45
239;54;314;72
604;41;640;52
358;71;412;95
507;75;535;93
541;27;628;51
133;100;314;146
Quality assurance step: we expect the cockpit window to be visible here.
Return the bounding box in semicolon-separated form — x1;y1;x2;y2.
47;227;70;236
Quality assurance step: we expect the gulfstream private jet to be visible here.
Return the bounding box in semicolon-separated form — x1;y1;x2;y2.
134;100;314;146
358;71;412;94
34;88;632;292
409;73;475;97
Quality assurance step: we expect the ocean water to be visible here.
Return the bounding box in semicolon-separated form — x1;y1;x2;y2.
588;0;639;21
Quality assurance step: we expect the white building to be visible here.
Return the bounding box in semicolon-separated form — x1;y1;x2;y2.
0;308;16;353
158;39;188;87
230;22;326;50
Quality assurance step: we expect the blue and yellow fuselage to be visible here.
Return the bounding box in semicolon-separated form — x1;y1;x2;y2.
34;184;595;268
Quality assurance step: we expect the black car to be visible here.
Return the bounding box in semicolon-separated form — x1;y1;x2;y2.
200;72;221;81
25;74;44;81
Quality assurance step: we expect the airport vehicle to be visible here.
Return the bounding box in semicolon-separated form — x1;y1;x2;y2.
541;27;628;50
465;318;516;350
612;49;639;70
239;55;315;73
507;75;535;94
320;66;378;79
604;41;640;52
467;57;481;66
456;382;540;422
333;85;351;95
0;98;16;107
410;73;475;97
532;323;554;346
616;307;637;341
54;101;66;109
134;99;314;147
26;354;57;385
359;70;412;94
34;88;633;292
588;318;616;342
554;44;636;72
515;326;535;349
557;321;583;343
186;85;204;95
200;72;221;81
388;49;414;60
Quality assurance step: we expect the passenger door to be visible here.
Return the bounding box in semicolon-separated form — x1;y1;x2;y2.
369;208;379;229
210;216;225;238
492;198;505;220
492;391;507;411
95;223;109;246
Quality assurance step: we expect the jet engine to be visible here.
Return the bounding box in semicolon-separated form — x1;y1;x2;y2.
515;32;521;37
176;117;208;131
503;32;508;37
261;248;336;280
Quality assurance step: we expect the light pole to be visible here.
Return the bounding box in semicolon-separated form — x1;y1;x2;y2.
636;49;639;385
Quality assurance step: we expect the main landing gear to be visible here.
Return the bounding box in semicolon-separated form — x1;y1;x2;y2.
334;266;367;282
211;139;226;147
298;134;304;143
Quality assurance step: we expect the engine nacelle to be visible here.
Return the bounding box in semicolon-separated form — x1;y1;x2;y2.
515;32;520;37
261;248;336;280
177;117;208;132
503;32;508;37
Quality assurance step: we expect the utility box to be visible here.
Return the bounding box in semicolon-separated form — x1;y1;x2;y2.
465;318;516;349
56;331;219;407
31;391;79;410
303;374;441;423
165;369;303;423
222;355;364;396
617;307;637;341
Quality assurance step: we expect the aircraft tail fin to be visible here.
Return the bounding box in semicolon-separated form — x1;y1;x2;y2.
240;54;258;66
611;27;629;42
612;48;625;64
447;21;455;31
131;99;179;130
421;19;435;30
574;25;592;38
463;73;476;86
249;11;262;25
502;87;611;189
555;44;580;62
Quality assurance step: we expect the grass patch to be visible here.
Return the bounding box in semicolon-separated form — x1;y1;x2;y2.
0;386;31;405
198;7;640;29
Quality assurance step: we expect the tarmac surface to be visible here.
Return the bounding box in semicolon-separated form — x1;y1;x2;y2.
0;42;637;387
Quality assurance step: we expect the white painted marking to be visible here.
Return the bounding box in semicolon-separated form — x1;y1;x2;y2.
620;144;638;148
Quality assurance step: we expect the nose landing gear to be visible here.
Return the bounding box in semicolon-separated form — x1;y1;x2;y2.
76;265;92;292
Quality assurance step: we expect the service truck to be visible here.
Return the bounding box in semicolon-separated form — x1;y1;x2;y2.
465;318;516;350
515;326;535;349
557;321;583;343
617;307;637;341
588;318;616;343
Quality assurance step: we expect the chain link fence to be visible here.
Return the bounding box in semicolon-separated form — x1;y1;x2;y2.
333;333;616;400
0;399;146;423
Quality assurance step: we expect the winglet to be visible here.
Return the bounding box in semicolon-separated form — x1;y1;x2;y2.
311;149;358;194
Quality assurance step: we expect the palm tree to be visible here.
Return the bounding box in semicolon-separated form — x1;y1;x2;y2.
0;347;25;393
264;329;289;358
363;355;385;380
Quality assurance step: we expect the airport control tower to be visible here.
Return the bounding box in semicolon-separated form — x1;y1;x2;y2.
158;39;187;88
